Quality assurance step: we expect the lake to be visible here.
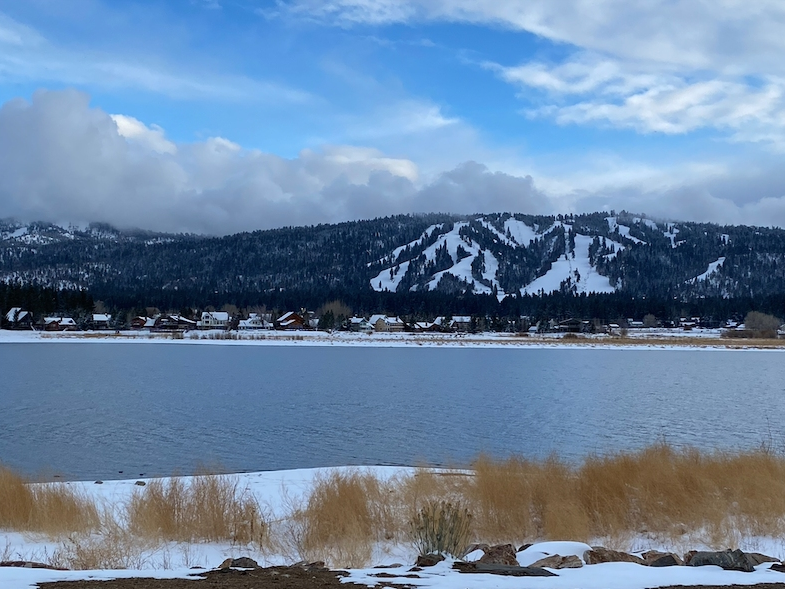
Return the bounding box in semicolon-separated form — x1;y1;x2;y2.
1;342;783;480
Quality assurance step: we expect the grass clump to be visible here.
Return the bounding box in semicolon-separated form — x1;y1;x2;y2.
127;474;265;545
284;470;397;568
0;466;100;536
409;500;472;557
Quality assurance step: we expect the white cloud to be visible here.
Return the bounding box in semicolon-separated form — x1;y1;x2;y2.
111;115;178;155
279;1;785;145
3;89;785;234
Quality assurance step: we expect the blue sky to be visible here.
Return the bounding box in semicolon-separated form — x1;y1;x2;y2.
1;0;785;234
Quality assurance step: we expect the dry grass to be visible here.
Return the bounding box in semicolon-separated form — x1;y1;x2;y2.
127;475;266;546
0;466;100;535
282;470;400;568
6;445;785;569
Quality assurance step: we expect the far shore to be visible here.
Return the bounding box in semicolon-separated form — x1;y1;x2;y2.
1;327;784;350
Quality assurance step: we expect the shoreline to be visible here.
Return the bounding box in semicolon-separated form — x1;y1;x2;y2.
1;328;785;351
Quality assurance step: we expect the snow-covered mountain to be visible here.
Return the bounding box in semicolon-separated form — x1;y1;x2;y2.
3;212;785;302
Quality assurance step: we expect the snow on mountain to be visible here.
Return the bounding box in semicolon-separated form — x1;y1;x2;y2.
692;257;726;282
522;234;615;295
371;216;618;298
606;216;647;245
504;217;539;247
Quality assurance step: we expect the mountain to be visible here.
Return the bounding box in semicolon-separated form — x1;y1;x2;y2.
2;212;785;305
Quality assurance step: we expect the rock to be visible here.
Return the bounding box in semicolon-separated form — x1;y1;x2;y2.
94;481;103;484
518;543;532;552
746;552;779;567
479;544;518;566
683;550;697;564
218;557;259;569
0;561;67;571
452;562;557;577
415;553;445;567
373;563;403;568
134;480;146;486
688;549;754;573
466;543;489;554
583;547;646;565
529;555;583;569
642;550;684;567
770;563;785;573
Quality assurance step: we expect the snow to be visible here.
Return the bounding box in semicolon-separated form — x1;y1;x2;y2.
522;235;615;295
517;542;592;566
3;470;785;589
503;218;538;247
693;257;726;282
478;219;517;247
633;217;659;231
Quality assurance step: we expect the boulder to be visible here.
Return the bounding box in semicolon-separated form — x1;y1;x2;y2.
415;553;445;567
688;549;754;573
746;552;779;567
770;563;785;573
529;555;583;569
583;547;646;565
479;544;518;566
452;562;557;577
218;557;259;569
642;550;684;567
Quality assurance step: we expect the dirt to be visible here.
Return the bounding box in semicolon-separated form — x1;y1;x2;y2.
32;565;785;589
35;566;414;589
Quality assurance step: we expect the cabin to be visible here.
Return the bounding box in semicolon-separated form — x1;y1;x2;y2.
450;316;472;332
43;317;78;331
277;311;306;330
348;317;371;332
4;307;33;330
238;313;272;330
153;314;197;332
131;316;156;329
199;311;230;330
412;321;441;333
369;315;405;332
91;313;112;330
558;318;583;333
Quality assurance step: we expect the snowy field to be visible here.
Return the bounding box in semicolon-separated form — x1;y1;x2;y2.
0;328;782;351
4;467;785;588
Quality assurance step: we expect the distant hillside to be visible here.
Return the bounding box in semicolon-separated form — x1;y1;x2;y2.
2;212;785;305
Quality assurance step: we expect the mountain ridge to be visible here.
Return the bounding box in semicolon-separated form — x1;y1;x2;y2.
2;212;785;303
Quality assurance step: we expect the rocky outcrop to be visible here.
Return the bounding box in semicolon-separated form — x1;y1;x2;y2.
479;544;518;566
415;554;445;567
529;555;583;569
641;550;684;567
218;557;259;569
453;562;557;577
583;547;646;565
687;549;754;572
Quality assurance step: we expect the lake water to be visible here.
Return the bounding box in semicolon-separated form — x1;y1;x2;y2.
1;343;783;480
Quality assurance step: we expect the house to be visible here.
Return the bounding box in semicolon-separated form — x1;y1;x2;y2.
277;311;306;330
43;317;78;331
4;307;33;329
412;321;441;333
370;315;406;332
450;316;472;332
91;313;112;330
238;313;273;330
131;316;156;329
154;314;197;332
558;318;583;333
348;317;371;332
199;311;230;330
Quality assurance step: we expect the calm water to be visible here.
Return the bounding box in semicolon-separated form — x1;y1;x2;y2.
1;343;784;480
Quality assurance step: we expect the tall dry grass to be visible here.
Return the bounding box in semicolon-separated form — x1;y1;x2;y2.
0;466;100;535
5;444;785;569
127;474;265;546
281;470;401;568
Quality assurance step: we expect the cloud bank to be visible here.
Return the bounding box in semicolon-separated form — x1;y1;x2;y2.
2;89;785;234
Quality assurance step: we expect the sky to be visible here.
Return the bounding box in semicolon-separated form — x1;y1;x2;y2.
1;0;785;234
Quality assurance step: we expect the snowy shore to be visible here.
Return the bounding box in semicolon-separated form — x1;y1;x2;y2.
3;467;785;588
1;328;784;351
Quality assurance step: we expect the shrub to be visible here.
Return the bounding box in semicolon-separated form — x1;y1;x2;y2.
744;311;781;338
409;500;472;557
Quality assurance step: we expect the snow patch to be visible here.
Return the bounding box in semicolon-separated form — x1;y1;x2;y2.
692;257;726;282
